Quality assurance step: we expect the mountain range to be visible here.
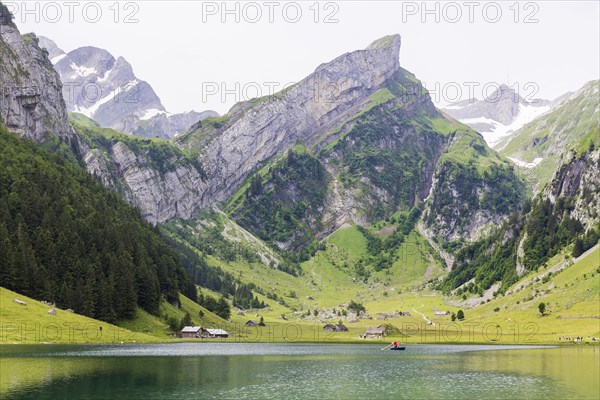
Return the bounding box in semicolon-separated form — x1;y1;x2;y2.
1;0;598;342
37;36;217;139
441;84;558;147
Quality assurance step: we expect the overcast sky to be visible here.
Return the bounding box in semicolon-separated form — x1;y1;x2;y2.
12;0;600;114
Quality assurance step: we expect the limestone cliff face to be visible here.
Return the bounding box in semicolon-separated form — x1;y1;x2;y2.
78;132;209;225
174;34;525;246
178;35;402;204
107;142;208;224
0;6;206;225
513;129;599;276
0;7;72;142
544;138;600;230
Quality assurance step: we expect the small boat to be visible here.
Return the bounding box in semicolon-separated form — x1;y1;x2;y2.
389;346;406;351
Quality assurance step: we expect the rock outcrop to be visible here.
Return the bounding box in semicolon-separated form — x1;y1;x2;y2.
104;141;208;224
544;131;600;230
0;7;72;142
178;34;523;246
37;35;64;61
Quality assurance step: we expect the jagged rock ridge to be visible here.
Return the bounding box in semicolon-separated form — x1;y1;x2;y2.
40;36;217;139
178;35;404;202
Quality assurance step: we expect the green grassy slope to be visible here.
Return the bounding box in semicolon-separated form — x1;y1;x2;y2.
218;243;599;344
1;287;230;343
0;287;156;344
118;293;230;339
449;245;600;343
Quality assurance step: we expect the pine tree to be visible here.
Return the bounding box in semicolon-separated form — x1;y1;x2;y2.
0;222;16;289
13;221;40;296
216;296;231;320
538;302;546;316
180;312;193;330
80;265;97;317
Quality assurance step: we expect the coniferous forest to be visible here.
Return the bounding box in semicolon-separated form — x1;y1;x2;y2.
0;127;197;323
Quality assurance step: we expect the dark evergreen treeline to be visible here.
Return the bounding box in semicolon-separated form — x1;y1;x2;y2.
522;197;584;268
163;234;237;295
0;128;196;323
196;292;231;320
441;212;524;295
232;283;266;310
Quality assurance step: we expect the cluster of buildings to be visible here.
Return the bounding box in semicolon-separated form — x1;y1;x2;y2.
180;321;400;340
181;320;267;338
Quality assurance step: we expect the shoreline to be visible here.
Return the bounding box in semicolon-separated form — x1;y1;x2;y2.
1;339;598;347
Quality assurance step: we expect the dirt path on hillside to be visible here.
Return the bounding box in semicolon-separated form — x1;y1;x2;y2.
412;308;434;326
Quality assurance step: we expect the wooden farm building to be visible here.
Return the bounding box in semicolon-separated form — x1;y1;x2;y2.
323;324;349;332
205;328;230;338
364;326;386;338
181;326;204;338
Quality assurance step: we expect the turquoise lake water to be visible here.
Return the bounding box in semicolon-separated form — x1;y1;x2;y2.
1;343;598;399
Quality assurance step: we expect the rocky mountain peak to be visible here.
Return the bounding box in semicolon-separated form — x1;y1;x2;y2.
40;36;216;139
486;84;530;107
62;46;115;72
177;34;418;209
313;34;401;90
366;34;401;51
442;83;553;146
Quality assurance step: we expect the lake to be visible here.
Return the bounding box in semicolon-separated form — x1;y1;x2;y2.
1;343;598;399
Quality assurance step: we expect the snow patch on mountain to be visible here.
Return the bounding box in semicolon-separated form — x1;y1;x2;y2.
507;157;544;168
140;108;166;120
51;54;66;64
69;62;97;78
442;85;556;148
460;103;551;146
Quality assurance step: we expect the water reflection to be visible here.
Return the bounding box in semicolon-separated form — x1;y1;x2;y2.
1;344;598;399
